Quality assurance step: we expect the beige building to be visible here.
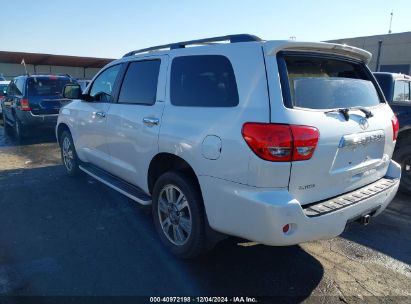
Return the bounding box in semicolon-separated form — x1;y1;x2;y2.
327;31;411;74
0;51;114;80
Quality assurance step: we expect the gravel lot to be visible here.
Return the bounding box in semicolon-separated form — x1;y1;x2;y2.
0;122;410;303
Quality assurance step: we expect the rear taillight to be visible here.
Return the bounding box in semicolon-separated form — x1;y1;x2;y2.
290;125;319;161
242;123;292;161
242;123;319;162
20;98;30;111
391;115;399;141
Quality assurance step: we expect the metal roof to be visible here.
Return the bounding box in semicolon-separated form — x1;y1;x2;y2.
0;51;114;68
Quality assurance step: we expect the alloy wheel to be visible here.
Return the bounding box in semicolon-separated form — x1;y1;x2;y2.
62;136;74;171
157;185;192;246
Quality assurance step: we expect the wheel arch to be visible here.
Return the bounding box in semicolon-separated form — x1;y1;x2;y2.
147;153;201;196
56;123;71;146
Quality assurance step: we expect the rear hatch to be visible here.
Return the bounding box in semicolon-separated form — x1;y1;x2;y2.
27;76;73;115
266;43;396;205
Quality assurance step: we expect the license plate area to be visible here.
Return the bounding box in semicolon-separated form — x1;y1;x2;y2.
332;130;385;172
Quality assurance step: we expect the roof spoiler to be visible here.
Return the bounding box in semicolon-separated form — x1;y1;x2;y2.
265;41;372;64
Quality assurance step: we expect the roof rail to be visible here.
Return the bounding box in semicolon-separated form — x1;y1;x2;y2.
123;34;262;57
29;73;73;78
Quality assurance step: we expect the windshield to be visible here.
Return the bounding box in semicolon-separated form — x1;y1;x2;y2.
281;54;382;110
27;77;72;97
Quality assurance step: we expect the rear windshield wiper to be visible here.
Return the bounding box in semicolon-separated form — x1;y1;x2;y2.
355;107;374;119
325;107;373;121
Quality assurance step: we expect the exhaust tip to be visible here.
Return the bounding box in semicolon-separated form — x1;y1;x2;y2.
358;214;371;226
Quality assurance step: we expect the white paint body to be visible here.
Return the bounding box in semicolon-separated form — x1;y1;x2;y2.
57;40;401;246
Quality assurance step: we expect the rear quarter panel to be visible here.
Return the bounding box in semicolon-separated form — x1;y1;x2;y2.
159;42;291;187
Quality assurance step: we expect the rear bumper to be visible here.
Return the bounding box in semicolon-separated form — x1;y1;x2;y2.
200;160;401;246
16;111;58;128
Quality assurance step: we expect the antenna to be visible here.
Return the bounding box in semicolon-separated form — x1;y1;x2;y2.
388;10;393;34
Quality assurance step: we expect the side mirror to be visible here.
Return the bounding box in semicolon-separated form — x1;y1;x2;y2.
63;84;82;99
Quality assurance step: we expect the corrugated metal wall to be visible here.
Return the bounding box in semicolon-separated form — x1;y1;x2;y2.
327;31;411;74
0;62;101;80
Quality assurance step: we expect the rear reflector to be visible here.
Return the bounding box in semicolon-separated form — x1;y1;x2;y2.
391;115;399;141
242;123;319;162
20;98;30;111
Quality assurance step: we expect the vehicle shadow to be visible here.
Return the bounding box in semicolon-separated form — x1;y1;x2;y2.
0;165;324;299
0;120;57;147
341;192;411;265
182;240;324;298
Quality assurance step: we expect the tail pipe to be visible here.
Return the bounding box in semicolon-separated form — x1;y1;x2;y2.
358;214;371;226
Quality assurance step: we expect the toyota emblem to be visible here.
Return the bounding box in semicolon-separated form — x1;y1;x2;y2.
359;117;369;130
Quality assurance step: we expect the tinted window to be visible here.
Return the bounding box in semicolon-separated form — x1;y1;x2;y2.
15;78;25;95
7;80;22;96
281;54;381;109
373;74;392;101
89;64;121;102
393;80;411;102
27;77;72;96
170;55;239;107
118;60;160;105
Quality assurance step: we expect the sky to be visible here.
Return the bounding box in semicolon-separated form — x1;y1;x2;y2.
2;0;411;59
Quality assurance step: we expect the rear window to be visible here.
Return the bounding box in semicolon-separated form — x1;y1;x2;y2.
170;55;239;107
27;77;73;97
280;53;382;109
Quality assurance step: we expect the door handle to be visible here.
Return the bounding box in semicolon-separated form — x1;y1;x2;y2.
143;117;159;127
95;111;106;118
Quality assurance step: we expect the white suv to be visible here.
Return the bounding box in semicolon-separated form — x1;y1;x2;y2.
57;34;401;258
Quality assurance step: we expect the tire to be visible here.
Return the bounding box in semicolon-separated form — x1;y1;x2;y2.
14;117;24;141
2;113;12;135
393;145;411;195
152;171;208;258
0;108;6;127
60;130;81;177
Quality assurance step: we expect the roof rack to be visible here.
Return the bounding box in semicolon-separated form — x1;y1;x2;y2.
29;73;73;78
123;34;262;57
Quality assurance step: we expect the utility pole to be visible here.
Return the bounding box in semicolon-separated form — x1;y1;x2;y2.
388;10;393;34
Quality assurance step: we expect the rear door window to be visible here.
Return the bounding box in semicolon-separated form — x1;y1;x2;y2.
170;55;239;107
279;53;382;109
118;60;160;105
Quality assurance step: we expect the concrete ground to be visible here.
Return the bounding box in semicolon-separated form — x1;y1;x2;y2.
0;123;410;303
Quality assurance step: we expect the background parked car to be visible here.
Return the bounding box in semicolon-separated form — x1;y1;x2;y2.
374;72;411;194
1;74;75;140
0;80;10;117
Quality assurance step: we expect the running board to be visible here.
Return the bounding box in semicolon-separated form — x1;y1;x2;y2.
79;164;152;205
